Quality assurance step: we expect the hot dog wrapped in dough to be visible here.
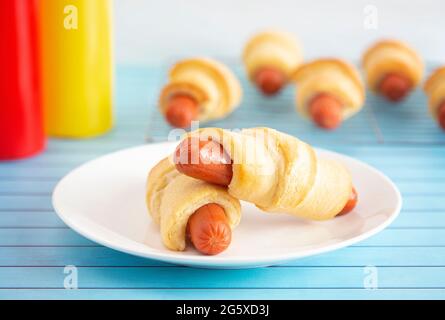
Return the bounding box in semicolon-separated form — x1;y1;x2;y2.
158;57;242;128
146;157;241;253
175;128;355;221
362;39;424;102
424;66;445;130
292;59;365;130
243;30;303;96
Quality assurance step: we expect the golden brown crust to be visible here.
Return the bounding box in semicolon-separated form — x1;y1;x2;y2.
171;58;242;109
292;58;365;99
146;157;241;251
185;127;352;220
423;66;445;120
158;57;242;122
362;39;423;69
243;30;299;60
243;30;303;79
424;66;445;92
362;39;424;90
291;58;365;120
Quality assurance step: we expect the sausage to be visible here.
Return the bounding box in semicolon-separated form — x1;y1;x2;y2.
337;187;358;216
187;203;231;255
254;67;286;96
165;94;198;128
378;73;412;102
174;137;233;186
438;101;445;130
308;93;343;130
176;138;358;215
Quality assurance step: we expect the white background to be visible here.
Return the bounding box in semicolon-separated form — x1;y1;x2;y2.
114;0;445;64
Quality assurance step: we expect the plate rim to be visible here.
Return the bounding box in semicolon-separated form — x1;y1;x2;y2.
52;142;402;268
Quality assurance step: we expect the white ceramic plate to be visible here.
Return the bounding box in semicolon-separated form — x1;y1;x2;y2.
53;142;402;269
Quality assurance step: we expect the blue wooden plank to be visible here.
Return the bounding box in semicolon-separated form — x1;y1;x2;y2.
0;229;95;246
0;266;444;288
0;288;443;300
397;182;445;195
0;168;71;179
0;212;64;227
370;89;445;144
0;195;54;210
360;229;445;246
402;195;445;211
392;211;445;227
331;147;445;160
363;157;445;167
0;246;445;267
381;168;445;181
0;181;57;193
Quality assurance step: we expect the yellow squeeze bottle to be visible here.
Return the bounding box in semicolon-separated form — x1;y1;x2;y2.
39;0;113;137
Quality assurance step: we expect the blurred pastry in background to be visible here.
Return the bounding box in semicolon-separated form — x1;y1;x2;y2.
158;57;242;128
423;66;445;130
292;58;365;130
243;30;303;96
362;39;424;102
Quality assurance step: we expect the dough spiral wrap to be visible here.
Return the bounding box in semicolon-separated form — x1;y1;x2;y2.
146;157;241;251
159;57;242;122
243;30;303;80
424;66;445;120
362;39;424;91
292;58;365;120
187;127;352;220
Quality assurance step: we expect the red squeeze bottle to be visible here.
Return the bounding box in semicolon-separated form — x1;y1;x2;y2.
0;0;45;160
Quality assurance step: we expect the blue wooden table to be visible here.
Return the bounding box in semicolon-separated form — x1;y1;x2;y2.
1;64;445;299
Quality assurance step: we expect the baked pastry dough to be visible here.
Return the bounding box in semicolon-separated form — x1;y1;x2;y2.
146;157;241;251
424;66;445;121
159;57;242;122
186;127;352;220
292;59;365;120
362;39;424;91
243;30;303;80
